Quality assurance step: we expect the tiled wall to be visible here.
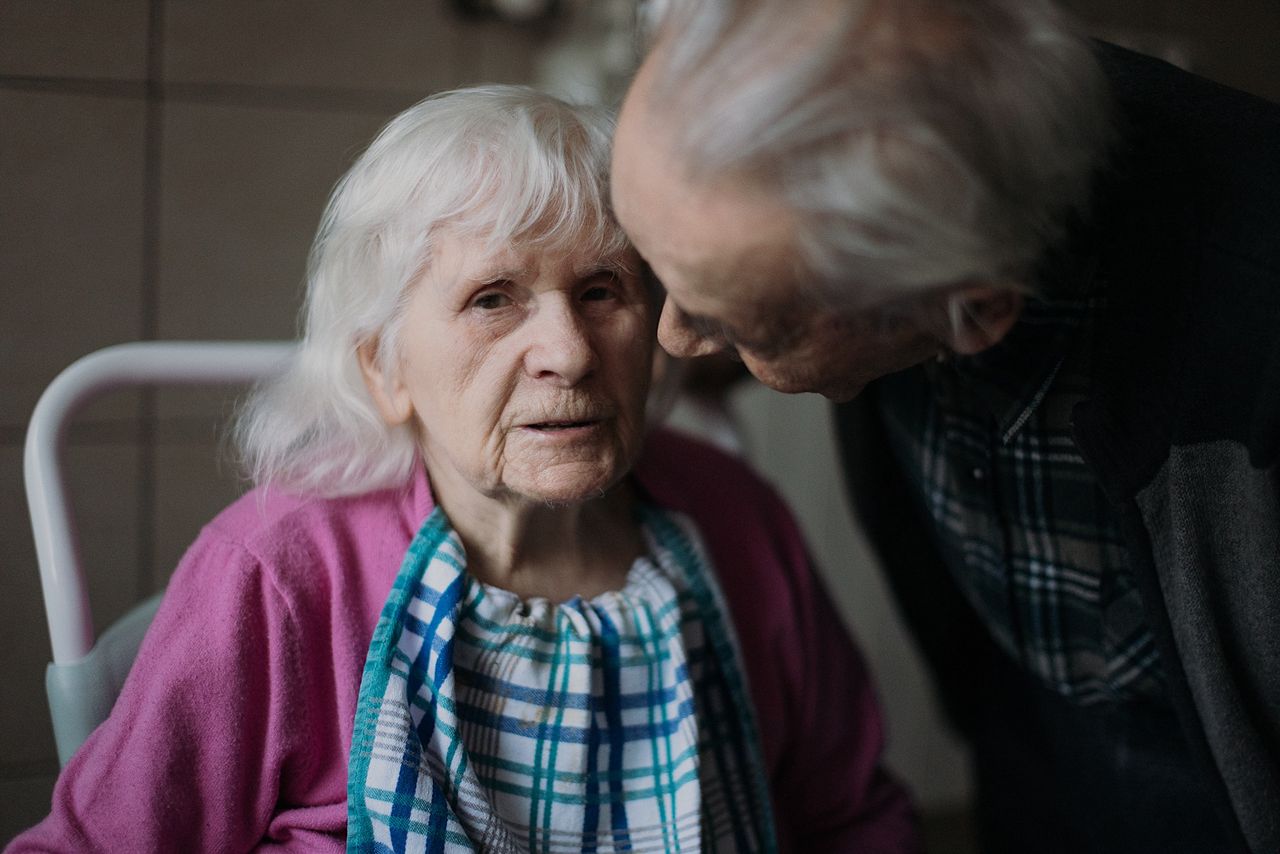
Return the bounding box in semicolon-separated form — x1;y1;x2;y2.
2;0;1276;849
0;2;541;840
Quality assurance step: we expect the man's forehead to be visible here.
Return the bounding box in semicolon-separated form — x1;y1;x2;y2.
614;58;802;314
661;193;799;304
614;141;795;288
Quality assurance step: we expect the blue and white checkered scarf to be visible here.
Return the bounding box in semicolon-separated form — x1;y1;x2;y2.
347;504;777;853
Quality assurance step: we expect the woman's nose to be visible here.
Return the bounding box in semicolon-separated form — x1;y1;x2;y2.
657;299;726;359
524;300;596;385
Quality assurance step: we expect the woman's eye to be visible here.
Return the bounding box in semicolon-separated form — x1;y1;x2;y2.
581;273;624;302
473;291;512;310
581;285;615;302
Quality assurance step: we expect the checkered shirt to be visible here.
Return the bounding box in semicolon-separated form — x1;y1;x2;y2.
877;288;1165;705
347;505;776;853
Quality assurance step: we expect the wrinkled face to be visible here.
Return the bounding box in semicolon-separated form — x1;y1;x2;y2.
611;59;942;402
372;231;654;507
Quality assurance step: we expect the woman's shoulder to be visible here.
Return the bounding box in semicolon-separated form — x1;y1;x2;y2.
166;478;425;618
204;476;425;560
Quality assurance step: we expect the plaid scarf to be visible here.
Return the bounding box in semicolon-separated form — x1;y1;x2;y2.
347;503;777;853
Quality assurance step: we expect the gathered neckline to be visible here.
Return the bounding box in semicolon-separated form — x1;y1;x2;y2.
459;553;678;635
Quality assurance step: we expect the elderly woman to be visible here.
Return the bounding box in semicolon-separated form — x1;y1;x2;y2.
11;87;915;853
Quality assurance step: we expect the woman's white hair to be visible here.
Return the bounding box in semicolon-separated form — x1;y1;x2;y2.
233;85;627;496
642;0;1114;308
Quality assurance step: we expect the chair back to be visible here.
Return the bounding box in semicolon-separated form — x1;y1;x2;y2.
24;341;293;765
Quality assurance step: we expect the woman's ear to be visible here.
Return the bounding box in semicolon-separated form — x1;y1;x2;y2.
357;338;414;426
944;286;1024;355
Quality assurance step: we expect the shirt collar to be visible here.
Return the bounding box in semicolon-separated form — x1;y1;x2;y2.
934;221;1103;444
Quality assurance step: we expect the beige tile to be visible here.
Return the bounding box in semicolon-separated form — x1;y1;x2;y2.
0;90;146;428
0;772;59;847
151;437;252;586
163;1;468;94
153;386;255;440
458;18;543;86
0;0;149;81
155;101;388;415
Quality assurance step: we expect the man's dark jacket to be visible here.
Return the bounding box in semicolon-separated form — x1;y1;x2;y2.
836;45;1280;853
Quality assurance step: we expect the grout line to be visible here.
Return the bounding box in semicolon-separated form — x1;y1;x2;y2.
0;415;246;448
134;0;166;600
141;8;162;347
163;80;417;114
0;73;424;116
0;75;147;99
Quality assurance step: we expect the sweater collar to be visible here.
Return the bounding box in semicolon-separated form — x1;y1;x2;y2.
402;454;437;531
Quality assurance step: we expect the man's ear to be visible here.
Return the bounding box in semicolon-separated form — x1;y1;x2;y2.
357;338;414;426
944;286;1024;355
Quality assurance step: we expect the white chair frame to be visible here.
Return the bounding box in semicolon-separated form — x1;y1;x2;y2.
24;340;293;765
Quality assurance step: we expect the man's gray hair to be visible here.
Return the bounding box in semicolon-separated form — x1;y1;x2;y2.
642;0;1113;306
233;85;627;496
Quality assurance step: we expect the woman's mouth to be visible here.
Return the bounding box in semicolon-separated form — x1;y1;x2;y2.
518;418;608;441
525;419;598;431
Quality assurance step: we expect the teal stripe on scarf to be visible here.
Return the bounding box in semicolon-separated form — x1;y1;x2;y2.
347;503;778;853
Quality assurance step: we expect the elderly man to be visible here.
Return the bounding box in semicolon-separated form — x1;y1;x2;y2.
612;0;1280;852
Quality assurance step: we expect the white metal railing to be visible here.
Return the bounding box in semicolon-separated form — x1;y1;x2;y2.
24;341;294;665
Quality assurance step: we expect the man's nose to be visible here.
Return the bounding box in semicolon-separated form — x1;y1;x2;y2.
524;299;595;385
657;299;727;359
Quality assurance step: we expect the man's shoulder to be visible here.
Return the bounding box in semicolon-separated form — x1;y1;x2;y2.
1083;46;1279;462
1097;42;1280;273
1098;41;1280;145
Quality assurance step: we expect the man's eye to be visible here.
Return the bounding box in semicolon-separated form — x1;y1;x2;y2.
473;291;512;310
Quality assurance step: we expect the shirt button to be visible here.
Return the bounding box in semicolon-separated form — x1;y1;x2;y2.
972;467;986;481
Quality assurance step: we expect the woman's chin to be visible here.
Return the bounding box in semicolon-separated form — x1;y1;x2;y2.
504;464;627;507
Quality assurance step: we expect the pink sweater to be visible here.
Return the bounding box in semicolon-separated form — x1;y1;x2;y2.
9;430;917;853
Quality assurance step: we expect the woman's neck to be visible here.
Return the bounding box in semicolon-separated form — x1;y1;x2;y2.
430;475;644;603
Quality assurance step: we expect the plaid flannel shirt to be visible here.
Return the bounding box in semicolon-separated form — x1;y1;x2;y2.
878;282;1165;705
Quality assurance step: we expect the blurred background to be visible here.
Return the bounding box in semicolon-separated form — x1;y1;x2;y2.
1;0;1277;848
